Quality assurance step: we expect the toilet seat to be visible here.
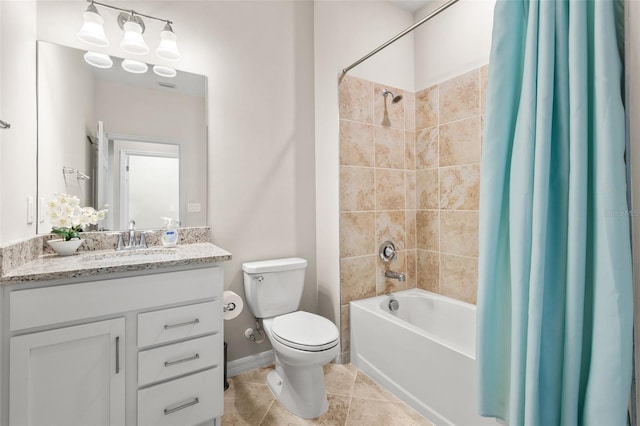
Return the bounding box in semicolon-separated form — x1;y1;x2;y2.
271;311;339;352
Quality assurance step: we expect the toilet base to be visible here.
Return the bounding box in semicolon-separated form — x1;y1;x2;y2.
266;365;329;419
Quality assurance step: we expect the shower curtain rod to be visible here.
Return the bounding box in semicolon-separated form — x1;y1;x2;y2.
342;0;460;75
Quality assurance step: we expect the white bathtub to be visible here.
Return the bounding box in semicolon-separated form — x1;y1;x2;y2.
350;288;496;426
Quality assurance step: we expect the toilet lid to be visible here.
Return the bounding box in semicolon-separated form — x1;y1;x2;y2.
271;311;339;352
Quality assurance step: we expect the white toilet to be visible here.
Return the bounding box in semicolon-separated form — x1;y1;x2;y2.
242;257;339;419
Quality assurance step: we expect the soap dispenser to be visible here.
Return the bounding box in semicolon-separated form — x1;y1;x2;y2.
160;217;178;247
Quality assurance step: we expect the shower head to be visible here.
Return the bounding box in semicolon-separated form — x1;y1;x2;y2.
382;89;403;104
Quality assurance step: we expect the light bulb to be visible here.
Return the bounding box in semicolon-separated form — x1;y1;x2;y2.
84;51;113;69
156;23;181;61
122;59;148;74
77;3;109;47
121;18;149;55
153;65;177;78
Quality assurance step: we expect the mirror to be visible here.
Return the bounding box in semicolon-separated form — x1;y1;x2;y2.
36;41;208;232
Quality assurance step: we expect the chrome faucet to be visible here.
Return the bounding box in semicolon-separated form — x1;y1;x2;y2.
385;270;406;282
115;220;148;250
128;220;136;246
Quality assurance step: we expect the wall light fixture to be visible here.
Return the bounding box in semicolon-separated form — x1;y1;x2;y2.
77;0;180;75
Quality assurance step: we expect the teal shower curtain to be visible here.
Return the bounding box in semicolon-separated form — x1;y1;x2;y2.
477;0;633;424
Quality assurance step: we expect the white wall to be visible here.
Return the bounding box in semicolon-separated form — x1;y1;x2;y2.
37;42;95;232
0;1;37;246
314;1;414;332
33;0;317;363
414;0;495;90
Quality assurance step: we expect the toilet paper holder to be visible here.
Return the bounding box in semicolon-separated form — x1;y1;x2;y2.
223;302;237;312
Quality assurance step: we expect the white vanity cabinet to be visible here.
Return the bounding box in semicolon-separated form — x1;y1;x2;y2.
10;318;126;426
2;265;224;426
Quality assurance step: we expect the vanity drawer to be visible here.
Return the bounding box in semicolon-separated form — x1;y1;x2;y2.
138;334;221;387
138;300;222;348
137;368;222;426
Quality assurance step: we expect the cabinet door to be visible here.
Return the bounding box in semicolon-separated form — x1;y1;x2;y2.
10;318;125;426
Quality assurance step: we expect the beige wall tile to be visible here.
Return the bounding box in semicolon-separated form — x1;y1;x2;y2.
439;164;480;210
417;249;439;293
480;114;485;152
340;304;350;355
416;168;439;210
416;210;439;251
340;255;377;304
340;166;375;212
339;75;373;123
440;211;478;257
340;120;375;167
375;126;405;169
440;254;478;304
439;69;479;124
374;84;405;129
406;249;417;288
405;131;416;170
375;211;405;250
405;170;416;210
439;117;481;166
416;127;438;169
376;250;407;294
405;210;416;249
340;212;375;257
375;169;405;210
480;64;489;115
416;85;438;130
404;91;416;131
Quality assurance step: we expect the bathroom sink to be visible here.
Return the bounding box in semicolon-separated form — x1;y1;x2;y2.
79;247;178;262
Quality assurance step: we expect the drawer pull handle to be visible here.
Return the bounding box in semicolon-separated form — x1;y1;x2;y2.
164;318;200;330
164;397;200;415
164;353;200;367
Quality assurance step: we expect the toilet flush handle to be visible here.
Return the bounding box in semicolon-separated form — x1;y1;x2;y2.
256;276;264;282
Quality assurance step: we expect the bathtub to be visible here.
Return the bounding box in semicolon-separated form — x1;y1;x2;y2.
350;288;496;426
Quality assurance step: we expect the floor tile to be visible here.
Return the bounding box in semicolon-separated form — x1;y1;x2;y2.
351;371;401;402
260;394;350;426
346;398;432;426
223;364;432;426
324;361;358;396
222;379;274;425
232;365;275;384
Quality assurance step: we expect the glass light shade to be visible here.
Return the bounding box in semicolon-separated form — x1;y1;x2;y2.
153;65;177;78
84;51;113;69
156;27;181;61
77;9;109;47
121;59;148;74
120;21;149;55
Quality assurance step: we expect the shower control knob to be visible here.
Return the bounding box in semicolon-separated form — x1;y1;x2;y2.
379;241;397;262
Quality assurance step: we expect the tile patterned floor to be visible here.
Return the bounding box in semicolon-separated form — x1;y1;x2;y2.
222;363;433;426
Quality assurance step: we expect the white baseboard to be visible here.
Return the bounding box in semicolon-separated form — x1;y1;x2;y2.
227;350;275;377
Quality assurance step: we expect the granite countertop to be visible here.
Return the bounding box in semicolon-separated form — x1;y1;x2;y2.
1;242;232;283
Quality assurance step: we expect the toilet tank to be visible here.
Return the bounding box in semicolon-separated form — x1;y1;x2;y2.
242;257;307;318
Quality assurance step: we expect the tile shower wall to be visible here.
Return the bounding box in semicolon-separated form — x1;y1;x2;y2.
338;66;488;362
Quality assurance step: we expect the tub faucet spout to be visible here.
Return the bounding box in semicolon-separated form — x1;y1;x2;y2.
385;270;406;282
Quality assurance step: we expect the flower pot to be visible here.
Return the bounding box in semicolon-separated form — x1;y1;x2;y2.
47;238;84;256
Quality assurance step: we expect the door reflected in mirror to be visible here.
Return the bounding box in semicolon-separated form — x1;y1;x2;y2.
36;41;208;232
